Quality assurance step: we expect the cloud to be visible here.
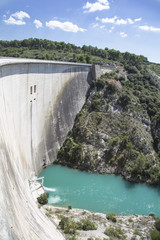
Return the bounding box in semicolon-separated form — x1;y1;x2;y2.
12;11;30;20
3;11;30;25
100;16;117;24
109;26;115;33
116;18;128;25
134;17;142;22
34;19;42;28
83;0;110;13
100;25;105;29
91;23;105;29
120;32;128;38
139;25;160;32
92;23;99;28
127;18;134;24
46;20;86;32
97;16;142;25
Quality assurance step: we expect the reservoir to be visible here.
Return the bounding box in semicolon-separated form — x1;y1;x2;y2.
39;164;160;216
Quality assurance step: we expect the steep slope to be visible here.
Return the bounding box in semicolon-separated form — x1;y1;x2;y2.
56;63;160;185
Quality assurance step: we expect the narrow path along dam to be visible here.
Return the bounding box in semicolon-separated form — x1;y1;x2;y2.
0;58;94;240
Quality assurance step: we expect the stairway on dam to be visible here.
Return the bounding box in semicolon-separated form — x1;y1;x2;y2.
0;58;93;240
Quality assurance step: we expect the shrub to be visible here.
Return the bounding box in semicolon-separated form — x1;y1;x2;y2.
155;218;160;231
106;213;117;223
64;221;77;234
95;78;106;89
150;230;160;240
109;137;120;147
59;217;77;234
91;98;101;111
59;216;69;230
69;237;78;240
125;65;138;74
107;82;117;94
104;227;125;239
37;192;49;205
134;229;141;236
118;93;131;107
149;213;155;218
59;217;97;234
79;218;97;231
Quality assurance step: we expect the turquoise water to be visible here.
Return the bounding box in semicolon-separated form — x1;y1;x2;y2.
39;164;160;216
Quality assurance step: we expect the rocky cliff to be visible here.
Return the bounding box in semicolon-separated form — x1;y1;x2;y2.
56;64;160;185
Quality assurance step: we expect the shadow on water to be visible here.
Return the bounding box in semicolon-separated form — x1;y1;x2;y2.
124;180;137;189
124;177;160;195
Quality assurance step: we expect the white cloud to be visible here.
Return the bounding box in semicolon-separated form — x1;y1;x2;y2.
91;23;105;29
46;20;86;32
92;23;99;28
127;18;134;24
97;16;142;25
3;11;30;25
34;19;43;28
4;16;26;25
139;25;160;32
83;0;110;13
101;16;117;24
116;18;128;25
134;17;142;22
109;26;115;33
12;11;30;20
120;32;128;38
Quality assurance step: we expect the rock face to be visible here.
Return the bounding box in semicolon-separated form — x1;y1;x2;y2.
56;66;160;185
0;58;92;240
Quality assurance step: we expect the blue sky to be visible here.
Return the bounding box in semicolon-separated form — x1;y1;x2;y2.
1;0;160;63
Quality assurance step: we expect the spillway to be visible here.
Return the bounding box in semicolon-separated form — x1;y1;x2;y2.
0;58;92;240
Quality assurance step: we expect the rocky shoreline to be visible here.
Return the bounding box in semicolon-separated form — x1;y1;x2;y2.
54;162;157;186
30;181;157;240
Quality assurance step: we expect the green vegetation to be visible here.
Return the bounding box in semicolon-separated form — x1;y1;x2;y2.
104;227;126;239
155;218;160;231
37;192;49;205
106;213;117;223
4;38;159;185
56;53;160;185
80;218;97;231
59;216;97;235
150;217;160;239
133;229;141;236
0;38;148;65
150;230;160;240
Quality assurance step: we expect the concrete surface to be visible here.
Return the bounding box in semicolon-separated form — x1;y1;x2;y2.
0;58;92;240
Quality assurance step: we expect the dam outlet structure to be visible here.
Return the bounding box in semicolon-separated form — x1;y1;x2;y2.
0;58;96;240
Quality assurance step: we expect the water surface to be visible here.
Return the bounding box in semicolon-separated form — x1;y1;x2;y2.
39;164;160;215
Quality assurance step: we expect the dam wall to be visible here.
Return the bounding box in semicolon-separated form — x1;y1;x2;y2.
0;58;92;240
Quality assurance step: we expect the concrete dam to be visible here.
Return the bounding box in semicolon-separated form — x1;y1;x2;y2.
0;58;93;240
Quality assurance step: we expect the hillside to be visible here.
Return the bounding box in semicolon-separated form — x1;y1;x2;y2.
55;59;160;185
0;38;150;65
1;38;160;184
